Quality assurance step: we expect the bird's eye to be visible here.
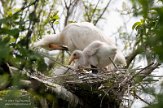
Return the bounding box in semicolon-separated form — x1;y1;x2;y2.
73;53;76;56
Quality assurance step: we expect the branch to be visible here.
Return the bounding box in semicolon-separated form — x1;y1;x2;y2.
26;72;83;107
138;62;160;79
47;3;57;34
126;46;142;68
13;0;39;17
119;62;160;88
94;0;112;25
90;0;101;20
64;0;79;26
82;1;91;22
134;93;151;105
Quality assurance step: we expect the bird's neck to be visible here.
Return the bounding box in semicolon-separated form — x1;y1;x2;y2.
80;53;88;66
78;53;86;66
53;33;61;44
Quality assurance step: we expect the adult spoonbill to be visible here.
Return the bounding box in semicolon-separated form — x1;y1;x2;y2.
68;41;117;73
32;22;126;66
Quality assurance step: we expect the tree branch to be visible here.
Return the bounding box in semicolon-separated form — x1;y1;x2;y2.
26;72;83;107
126;46;142;68
94;0;112;25
90;0;101;20
64;0;79;26
134;93;151;105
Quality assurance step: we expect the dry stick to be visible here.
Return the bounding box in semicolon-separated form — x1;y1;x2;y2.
133;93;151;105
129;62;154;81
101;63;158;107
127;84;130;107
100;73;124;108
61;50;65;64
66;50;71;55
119;63;160;105
109;57;118;69
119;62;155;87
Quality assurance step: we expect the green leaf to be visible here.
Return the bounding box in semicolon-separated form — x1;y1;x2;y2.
0;42;10;62
6;10;13;16
54;20;59;24
53;14;59;20
132;21;142;30
0;74;10;88
3;36;10;43
0;28;20;38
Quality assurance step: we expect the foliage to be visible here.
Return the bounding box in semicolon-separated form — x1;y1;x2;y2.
131;0;163;107
0;0;52;107
0;0;162;108
131;0;163;62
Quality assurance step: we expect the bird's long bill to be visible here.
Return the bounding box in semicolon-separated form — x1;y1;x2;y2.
68;56;75;65
49;44;68;50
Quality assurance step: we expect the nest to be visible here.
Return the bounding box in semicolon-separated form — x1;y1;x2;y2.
25;66;132;108
24;61;159;108
24;50;159;108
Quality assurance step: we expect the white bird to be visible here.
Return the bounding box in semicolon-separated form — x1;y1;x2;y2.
32;22;126;66
68;41;117;73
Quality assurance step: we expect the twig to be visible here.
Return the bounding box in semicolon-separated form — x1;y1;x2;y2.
126;47;141;68
118;62;159;89
134;93;151;105
109;57;118;69
12;0;39;17
129;63;154;81
90;0;101;20
82;1;91;22
94;0;112;25
64;0;79;26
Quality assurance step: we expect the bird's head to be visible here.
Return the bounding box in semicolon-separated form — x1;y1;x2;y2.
68;50;83;65
32;34;69;50
48;44;69;51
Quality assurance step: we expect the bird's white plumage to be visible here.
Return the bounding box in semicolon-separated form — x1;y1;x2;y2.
33;22;126;66
69;41;117;69
33;34;60;50
113;50;126;66
60;22;115;51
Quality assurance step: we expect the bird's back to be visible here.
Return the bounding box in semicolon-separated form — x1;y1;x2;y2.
83;41;117;68
96;44;117;67
60;22;115;51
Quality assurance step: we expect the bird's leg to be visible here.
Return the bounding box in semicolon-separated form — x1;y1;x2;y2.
91;65;98;74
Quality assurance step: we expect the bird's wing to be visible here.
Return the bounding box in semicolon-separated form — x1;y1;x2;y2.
84;46;100;57
89;56;98;66
83;41;102;56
